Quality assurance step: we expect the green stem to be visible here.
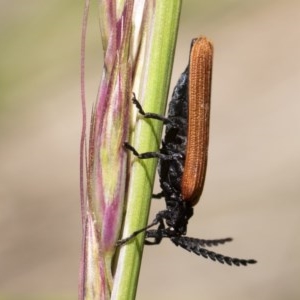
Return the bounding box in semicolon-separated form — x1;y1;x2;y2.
112;1;182;299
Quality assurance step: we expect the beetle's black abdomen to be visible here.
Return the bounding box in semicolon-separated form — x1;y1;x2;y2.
158;67;189;203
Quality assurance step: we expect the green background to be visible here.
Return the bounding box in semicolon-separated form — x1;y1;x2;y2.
1;0;300;299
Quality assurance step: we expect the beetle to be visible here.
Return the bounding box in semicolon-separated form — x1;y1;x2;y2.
119;37;256;266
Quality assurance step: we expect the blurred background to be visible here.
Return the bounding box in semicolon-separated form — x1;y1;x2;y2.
1;0;300;299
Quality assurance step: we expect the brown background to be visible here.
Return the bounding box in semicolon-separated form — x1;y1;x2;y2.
1;0;300;299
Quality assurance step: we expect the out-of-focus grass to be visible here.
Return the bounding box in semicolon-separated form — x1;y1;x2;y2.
0;0;101;113
1;2;74;104
0;296;73;300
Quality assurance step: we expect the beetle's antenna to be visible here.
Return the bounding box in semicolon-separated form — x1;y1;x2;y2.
171;236;256;266
186;237;233;247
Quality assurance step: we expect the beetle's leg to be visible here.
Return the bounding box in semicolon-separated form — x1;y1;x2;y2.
124;142;183;160
144;216;166;245
152;191;164;199
144;229;163;245
145;210;177;245
116;218;160;246
171;236;257;266
132;93;171;124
